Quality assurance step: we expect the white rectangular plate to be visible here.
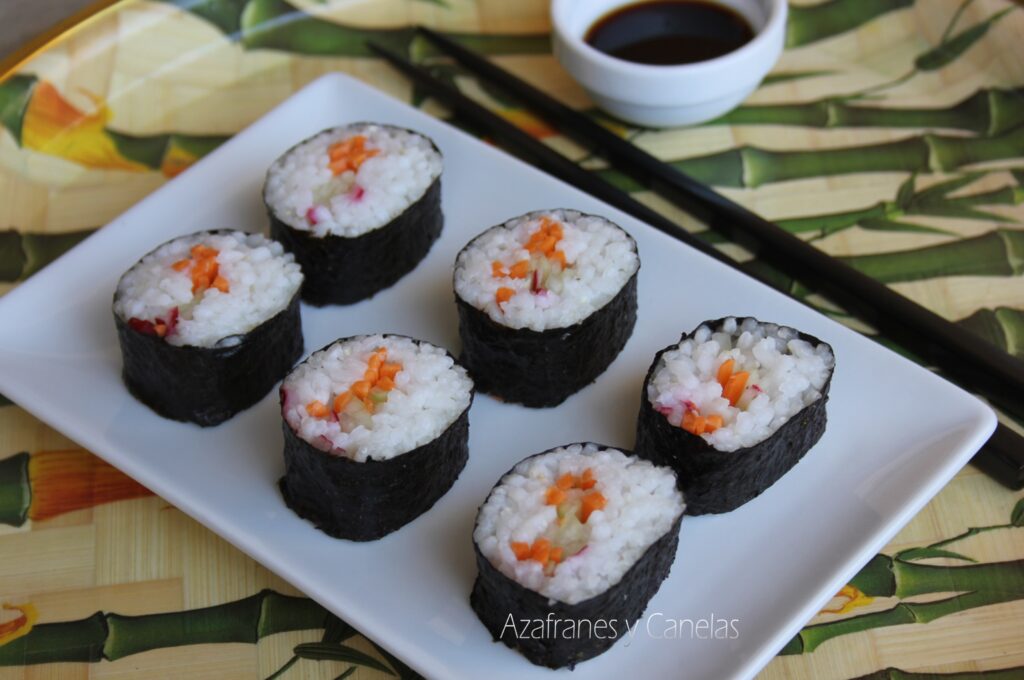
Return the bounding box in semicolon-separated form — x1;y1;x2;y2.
0;74;996;679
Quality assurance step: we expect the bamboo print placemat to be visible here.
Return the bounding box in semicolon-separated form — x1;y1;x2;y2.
1;1;1023;678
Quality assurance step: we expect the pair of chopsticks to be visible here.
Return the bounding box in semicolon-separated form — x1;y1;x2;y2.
368;29;1024;490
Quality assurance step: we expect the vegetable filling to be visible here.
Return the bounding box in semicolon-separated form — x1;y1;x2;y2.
509;468;606;575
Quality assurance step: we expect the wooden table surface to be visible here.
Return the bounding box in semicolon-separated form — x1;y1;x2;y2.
0;1;1022;678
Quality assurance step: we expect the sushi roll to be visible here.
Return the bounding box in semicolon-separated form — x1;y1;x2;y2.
113;230;304;426
472;443;684;669
453;209;639;407
635;317;835;515
264;123;443;306
279;334;473;540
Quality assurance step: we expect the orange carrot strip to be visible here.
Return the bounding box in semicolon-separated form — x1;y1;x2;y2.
364;368;380;384
509;260;531;279
550;250;566;268
496;287;514;306
154;323;167;337
556;473;576;490
306;400;329;418
380;363;401;380
510;542;531;560
191;244;217;259
550;547;564;563
723;371;749;405
579;468;596;490
351;380;372;400
171;260;190;272
717;359;735;388
530;538;551;565
545;487;567;506
333;391;351;413
580;492;607;523
705;415;724;432
492;261;506;278
363;398;375;414
376;376;395;391
211;275;229;293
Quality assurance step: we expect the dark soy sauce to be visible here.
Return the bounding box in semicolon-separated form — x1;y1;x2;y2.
584;0;755;66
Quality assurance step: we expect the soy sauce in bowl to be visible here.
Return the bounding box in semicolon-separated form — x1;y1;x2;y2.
584;0;754;66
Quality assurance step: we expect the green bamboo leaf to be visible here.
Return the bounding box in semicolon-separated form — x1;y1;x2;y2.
292;643;393;674
264;655;299;680
912;172;985;204
913;204;1009;222
895;546;977;563
895;174;917;209
914;7;1015;71
786;0;914;48
160;0;250;35
0;229;27;281
335;668;357;680
0;74;37;145
370;640;421;680
0;451;30;527
941;0;979;42
859;217;955;236
320;614;356;644
1012;497;1024;526
761;70;835;86
108;131;171;170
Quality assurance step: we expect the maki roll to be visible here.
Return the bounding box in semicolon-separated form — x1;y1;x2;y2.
279;334;473;540
113;230;304;426
635;317;835;515
472;443;684;669
454;209;639;407
264;123;443;306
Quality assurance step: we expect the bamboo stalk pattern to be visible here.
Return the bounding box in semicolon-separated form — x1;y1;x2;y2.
159;0;549;57
840;228;1024;283
781;498;1024;656
0;589;330;665
598;125;1024;190
0;450;153;527
710;87;1024;136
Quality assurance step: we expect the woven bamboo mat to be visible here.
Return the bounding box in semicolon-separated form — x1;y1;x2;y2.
0;1;1022;678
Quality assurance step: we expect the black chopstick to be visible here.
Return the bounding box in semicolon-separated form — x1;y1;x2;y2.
367;41;1024;490
415;28;1024;424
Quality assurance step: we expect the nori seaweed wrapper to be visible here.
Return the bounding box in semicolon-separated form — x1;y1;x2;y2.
454;216;639;408
470;444;683;670
114;292;304;427
634;318;833;515
278;337;472;541
265;126;443;306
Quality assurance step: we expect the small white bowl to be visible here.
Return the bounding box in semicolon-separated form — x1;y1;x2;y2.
551;0;787;128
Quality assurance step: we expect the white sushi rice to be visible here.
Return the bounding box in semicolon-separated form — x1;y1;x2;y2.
453;209;639;331
474;443;684;605
264;123;442;238
114;231;303;348
648;317;835;452
281;335;472;462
